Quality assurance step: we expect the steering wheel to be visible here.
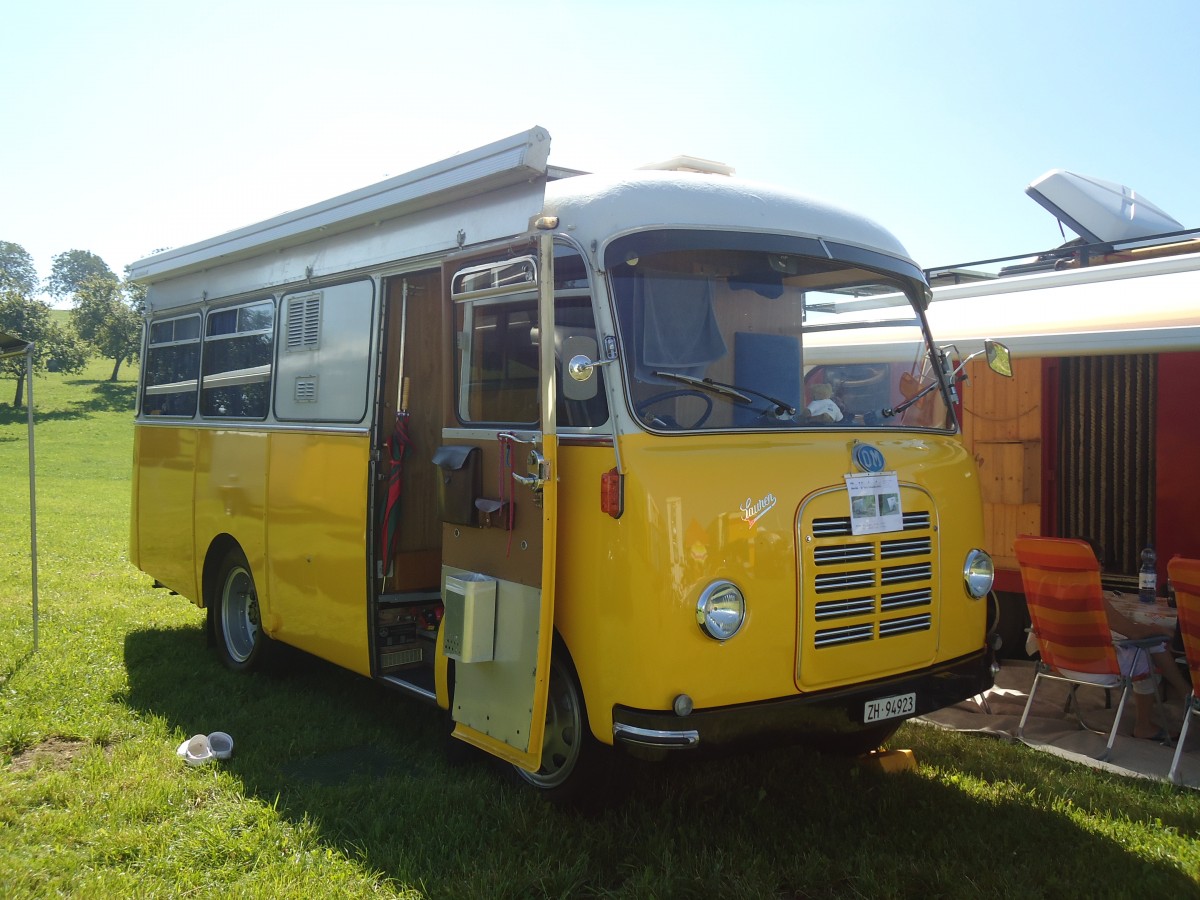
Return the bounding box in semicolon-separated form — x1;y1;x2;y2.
635;389;714;429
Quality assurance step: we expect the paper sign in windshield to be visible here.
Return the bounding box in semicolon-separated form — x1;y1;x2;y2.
844;472;903;535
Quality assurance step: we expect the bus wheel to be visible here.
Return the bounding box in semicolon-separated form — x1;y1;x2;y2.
214;549;269;672
514;651;602;802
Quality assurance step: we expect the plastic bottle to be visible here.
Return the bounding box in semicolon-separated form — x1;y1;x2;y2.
1138;546;1157;604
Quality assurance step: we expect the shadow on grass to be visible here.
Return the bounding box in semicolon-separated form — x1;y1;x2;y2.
0;406;35;427
122;626;1200;896
64;379;137;414
0;379;135;425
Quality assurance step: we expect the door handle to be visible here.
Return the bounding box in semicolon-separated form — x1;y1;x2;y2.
511;449;549;493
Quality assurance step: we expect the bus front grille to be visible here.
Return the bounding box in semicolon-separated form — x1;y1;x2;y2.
800;496;937;686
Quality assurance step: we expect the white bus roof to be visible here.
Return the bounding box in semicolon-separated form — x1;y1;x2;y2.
133;126;921;311
543;170;914;267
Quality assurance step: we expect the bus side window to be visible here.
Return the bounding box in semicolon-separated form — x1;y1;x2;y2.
453;244;608;428
142;314;201;417
553;245;608;429
458;298;540;425
200;300;275;420
554;304;608;429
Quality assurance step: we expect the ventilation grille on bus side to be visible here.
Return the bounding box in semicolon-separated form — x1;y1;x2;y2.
286;292;322;351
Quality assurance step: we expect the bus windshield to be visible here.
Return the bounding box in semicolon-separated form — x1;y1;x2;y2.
606;230;949;432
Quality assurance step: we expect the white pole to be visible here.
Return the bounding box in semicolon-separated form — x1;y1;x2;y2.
25;342;37;652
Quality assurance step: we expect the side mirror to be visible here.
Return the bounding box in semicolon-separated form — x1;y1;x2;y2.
984;340;1012;378
563;335;603;401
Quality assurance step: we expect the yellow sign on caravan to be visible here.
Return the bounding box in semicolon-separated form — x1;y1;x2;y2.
130;126;1004;801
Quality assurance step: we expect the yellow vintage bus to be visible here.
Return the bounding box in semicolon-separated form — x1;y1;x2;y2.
130;126;1005;799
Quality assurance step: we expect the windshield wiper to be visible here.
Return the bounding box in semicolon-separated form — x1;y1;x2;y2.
652;372;797;417
653;371;752;404
707;378;797;417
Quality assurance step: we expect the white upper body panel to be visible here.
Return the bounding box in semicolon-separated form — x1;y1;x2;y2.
543;170;914;270
134;125;921;313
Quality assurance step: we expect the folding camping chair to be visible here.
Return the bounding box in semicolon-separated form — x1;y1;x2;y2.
1167;557;1200;785
1014;535;1160;761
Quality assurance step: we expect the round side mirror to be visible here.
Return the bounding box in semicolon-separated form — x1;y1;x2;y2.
567;354;595;383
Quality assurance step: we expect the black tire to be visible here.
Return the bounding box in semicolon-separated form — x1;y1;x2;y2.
513;649;605;803
213;549;270;672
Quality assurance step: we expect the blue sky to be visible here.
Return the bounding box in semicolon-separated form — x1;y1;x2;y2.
4;0;1198;293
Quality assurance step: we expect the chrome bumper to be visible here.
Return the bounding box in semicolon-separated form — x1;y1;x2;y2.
610;650;992;750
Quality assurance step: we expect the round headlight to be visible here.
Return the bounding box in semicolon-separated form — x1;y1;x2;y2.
963;549;995;599
696;581;745;641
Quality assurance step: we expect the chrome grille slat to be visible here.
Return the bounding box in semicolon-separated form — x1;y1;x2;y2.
814;623;874;647
880;563;932;585
881;588;932;611
880;537;931;558
813;543;874;565
812;517;852;537
879;614;932;637
814;596;876;619
814;570;876;593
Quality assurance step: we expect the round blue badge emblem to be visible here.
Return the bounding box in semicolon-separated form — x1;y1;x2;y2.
852;443;886;473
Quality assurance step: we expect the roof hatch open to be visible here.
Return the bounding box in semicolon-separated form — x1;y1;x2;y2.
1026;169;1183;244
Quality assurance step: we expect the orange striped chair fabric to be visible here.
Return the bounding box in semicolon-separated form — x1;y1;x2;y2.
1167;557;1200;784
1169;558;1200;686
1013;536;1120;680
1014;535;1139;761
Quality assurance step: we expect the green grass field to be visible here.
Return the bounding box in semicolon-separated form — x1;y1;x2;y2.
2;361;1199;898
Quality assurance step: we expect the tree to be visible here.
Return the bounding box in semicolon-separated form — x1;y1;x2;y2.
71;274;143;381
0;241;39;296
0;288;88;407
47;249;114;302
123;262;147;314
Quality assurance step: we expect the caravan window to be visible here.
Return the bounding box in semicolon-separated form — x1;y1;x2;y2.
142;314;201;417
200;300;275;419
457;296;540;425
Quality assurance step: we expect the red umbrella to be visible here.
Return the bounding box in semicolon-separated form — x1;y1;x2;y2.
380;410;413;576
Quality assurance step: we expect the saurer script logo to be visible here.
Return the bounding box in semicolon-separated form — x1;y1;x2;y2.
740;493;777;529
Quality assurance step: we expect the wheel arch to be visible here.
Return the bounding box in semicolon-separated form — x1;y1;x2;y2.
201;533;242;647
553;624;613;747
201;533;242;609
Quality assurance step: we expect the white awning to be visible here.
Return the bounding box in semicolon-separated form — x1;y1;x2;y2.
927;253;1200;357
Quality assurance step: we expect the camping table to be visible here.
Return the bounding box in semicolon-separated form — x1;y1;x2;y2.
1105;590;1177;630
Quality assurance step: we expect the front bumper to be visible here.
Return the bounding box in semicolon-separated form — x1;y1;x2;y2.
612;649;992;750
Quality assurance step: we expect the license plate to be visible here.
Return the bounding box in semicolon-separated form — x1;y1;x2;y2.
863;692;916;723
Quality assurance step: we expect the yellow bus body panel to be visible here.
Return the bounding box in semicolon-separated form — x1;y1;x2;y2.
554;431;986;743
263;430;371;676
132;424;199;601
134;424;371;677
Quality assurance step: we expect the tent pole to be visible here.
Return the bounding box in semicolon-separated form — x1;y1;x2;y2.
26;342;37;652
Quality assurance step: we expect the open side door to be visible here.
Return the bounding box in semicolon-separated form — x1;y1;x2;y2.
440;232;557;772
